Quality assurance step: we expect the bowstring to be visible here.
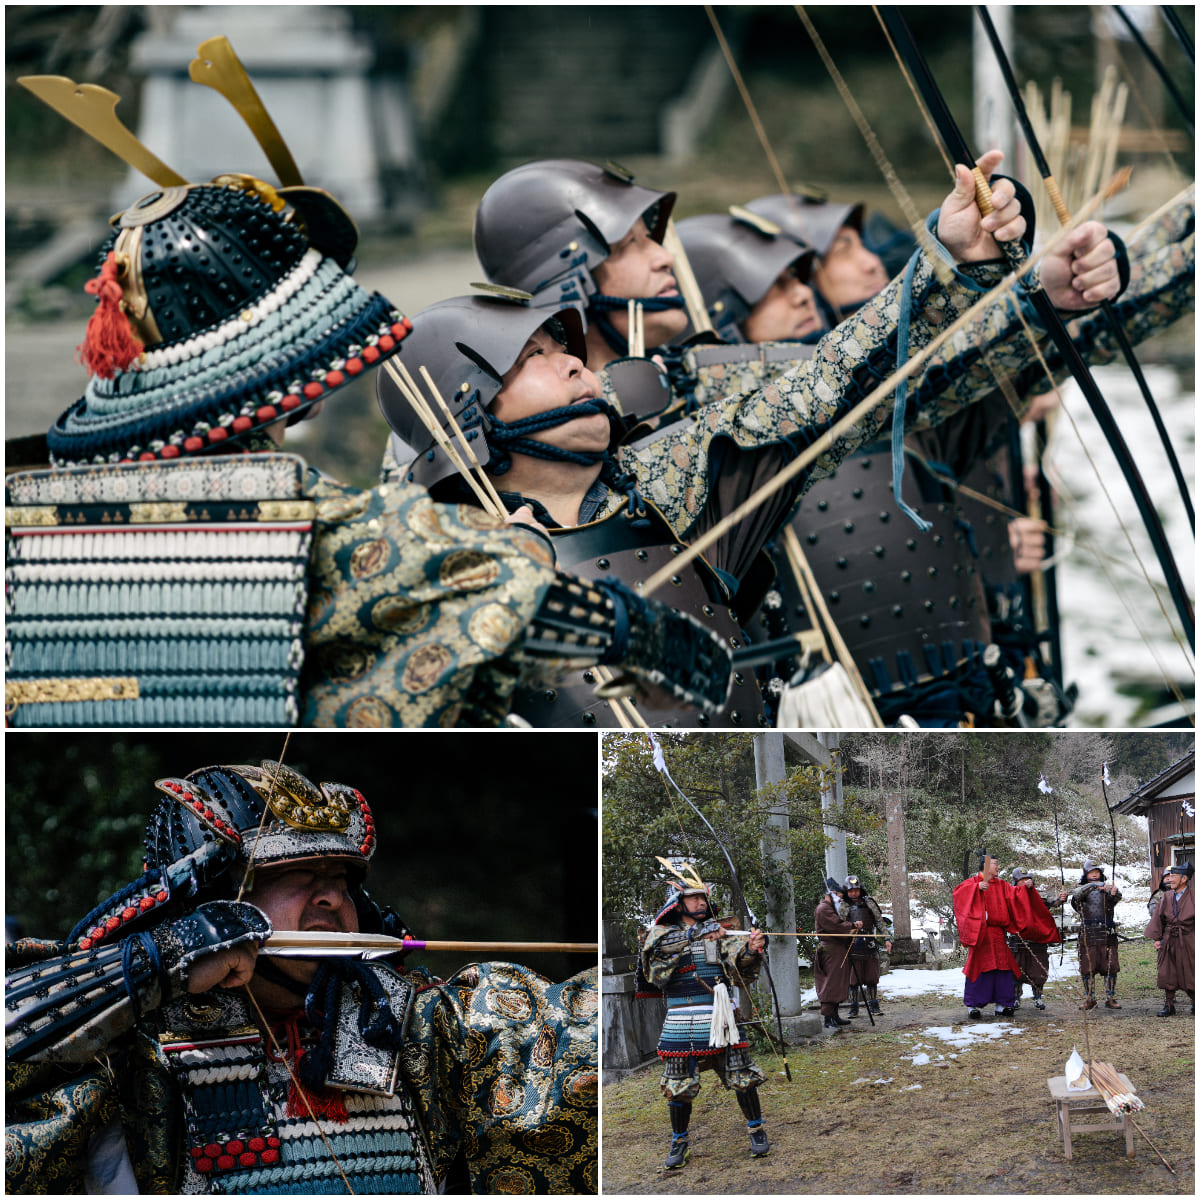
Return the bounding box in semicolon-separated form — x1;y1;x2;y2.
236;731;293;902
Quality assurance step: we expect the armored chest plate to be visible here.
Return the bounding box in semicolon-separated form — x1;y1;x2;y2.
511;507;767;728
764;445;990;695
6;454;314;727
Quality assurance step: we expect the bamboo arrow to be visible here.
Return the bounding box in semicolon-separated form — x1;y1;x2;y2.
262;930;597;959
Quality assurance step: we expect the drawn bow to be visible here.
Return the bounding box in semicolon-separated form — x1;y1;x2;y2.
648;733;792;1081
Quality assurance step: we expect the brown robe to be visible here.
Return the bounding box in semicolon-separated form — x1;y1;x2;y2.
813;896;857;1015
1145;885;1195;993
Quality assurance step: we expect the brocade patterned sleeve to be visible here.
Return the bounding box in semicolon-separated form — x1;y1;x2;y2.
623;233;1007;536
300;472;559;726
399;963;598;1194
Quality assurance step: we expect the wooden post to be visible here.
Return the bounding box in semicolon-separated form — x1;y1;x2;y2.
885;790;920;964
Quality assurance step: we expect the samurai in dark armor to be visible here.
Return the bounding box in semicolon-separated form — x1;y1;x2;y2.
638;867;769;1168
1006;868;1066;1011
6;761;598;1194
842;876;892;1017
1070;858;1123;1010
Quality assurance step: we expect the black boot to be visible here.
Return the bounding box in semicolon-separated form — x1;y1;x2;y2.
848;996;860;1017
665;1101;691;1169
867;985;882;1015
1033;990;1046;1011
737;1088;769;1155
824;1014;848;1029
1156;1003;1176;1017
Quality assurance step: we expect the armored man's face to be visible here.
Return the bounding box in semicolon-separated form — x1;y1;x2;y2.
246;859;360;986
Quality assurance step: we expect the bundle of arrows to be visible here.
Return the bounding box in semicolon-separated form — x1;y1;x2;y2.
1086;1061;1145;1116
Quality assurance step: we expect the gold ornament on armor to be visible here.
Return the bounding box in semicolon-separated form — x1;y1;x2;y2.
241;760;354;832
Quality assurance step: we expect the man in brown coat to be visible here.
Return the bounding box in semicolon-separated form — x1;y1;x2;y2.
813;880;860;1030
1146;862;1194;1017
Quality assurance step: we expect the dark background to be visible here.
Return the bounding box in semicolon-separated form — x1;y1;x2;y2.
5;731;598;982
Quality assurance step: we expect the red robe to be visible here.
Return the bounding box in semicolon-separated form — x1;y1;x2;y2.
953;875;1037;981
1009;884;1062;944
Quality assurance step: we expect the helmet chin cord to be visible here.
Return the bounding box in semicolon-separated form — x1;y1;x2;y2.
486;397;618;474
589;292;686;357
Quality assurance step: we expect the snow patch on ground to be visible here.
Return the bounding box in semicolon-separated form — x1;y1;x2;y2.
921;1022;1025;1049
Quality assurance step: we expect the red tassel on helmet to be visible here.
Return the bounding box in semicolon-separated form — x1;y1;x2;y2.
77;251;143;378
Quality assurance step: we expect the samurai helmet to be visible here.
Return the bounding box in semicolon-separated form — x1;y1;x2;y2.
843;874;863;894
144;761;376;879
474;158;676;311
69;762;377;951
20;46;409;467
674;209;815;343
653;857;718;923
743;190;864;260
1080;858;1107;883
377;293;624;492
1010;868;1033;886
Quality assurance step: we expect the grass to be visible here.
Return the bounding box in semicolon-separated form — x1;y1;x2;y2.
603;941;1194;1194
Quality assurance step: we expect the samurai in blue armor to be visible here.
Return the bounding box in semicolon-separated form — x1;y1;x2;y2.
639;870;769;1169
6;760;598;1193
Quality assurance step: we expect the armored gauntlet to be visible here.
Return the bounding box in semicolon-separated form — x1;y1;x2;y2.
6;901;271;1063
523;574;733;713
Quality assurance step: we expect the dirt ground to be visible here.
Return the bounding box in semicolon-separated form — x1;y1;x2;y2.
602;944;1194;1195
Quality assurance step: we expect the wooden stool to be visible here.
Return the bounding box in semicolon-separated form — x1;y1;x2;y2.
1047;1074;1136;1159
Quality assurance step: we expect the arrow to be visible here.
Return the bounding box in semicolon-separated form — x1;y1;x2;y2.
261;931;598;959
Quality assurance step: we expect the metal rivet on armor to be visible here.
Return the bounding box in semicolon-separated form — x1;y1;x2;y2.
568;241;579;252
860;615;871;627
932;534;944;546
460;382;470;393
367;519;380;532
544;689;557;703
757;714;770;727
582;712;596;725
949;596;960;608
807;533;819;545
900;570;912;582
863;581;875;594
597;558;610;569
873;545;885;558
829;590;840;603
906;539;917;551
729;638;741;650
844;521;855;534
836;557;848;569
671;575;683;587
927;566;937;577
892;604;903;617
671;544;683;554
730;711;743;724
938;503;948;514
714;300;725;312
702;605;714;617
879;511;890;523
861;457;871;469
583;671;595;684
924;600;935;611
697;713;709;725
852;488;863;500
734;672;745;685
636;549;648;561
817;499;828;511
